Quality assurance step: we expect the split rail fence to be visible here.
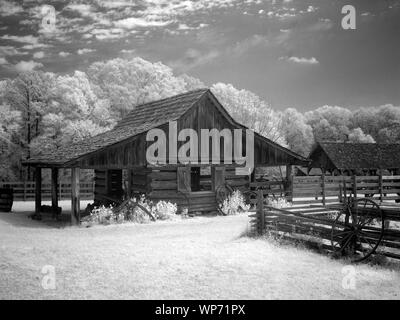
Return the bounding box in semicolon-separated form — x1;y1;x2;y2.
250;175;400;261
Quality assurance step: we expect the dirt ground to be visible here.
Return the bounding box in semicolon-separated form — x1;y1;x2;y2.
0;201;399;300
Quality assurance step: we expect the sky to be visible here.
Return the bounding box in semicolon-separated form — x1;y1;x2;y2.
0;0;399;112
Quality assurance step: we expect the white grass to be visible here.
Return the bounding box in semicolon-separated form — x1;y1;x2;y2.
0;201;399;299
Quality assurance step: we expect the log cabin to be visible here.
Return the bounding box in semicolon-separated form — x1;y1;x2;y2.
24;88;308;224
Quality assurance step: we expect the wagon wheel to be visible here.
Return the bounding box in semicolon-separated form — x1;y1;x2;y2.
216;183;233;215
331;198;385;263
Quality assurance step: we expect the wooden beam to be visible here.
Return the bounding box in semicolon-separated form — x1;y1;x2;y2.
51;168;59;217
127;169;133;199
321;170;326;206
35;167;42;217
71;168;80;225
285;165;293;202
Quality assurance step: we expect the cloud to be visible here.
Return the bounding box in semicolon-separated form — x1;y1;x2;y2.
115;17;171;29
65;3;93;17
1;34;39;45
280;56;319;65
33;51;45;59
77;48;95;55
0;45;27;56
90;28;125;40
171;48;221;71
14;60;43;72
231;35;269;56
0;0;23;16
0;57;8;65
59;51;70;57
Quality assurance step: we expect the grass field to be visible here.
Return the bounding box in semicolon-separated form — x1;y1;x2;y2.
0;201;399;300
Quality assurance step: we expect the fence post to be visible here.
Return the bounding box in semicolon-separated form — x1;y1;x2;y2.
23;181;26;201
257;189;264;235
321;171;326;206
379;172;383;203
352;174;357;201
285;165;293;203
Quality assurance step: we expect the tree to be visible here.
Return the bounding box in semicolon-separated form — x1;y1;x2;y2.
4;71;54;180
0;103;22;181
211;83;285;145
305;105;353;142
348;128;375;143
87;57;203;120
280;108;314;156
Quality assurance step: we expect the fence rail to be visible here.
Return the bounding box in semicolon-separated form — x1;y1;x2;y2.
250;189;400;260
0;181;94;201
249;175;400;206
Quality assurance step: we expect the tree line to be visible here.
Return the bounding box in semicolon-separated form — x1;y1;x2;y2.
0;57;399;181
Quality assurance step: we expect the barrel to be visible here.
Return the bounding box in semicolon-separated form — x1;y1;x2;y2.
0;188;13;212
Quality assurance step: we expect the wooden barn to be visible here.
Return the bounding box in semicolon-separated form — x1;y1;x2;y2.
24;89;308;224
308;142;400;175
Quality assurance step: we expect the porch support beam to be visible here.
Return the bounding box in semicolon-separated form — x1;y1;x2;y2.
71;167;80;225
51;167;59;217
35;167;42;217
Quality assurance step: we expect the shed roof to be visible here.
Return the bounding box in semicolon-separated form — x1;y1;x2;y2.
309;142;400;170
25;88;307;167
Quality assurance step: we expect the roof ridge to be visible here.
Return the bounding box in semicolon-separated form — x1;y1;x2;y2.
131;88;208;109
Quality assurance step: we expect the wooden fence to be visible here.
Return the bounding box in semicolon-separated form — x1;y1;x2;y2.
250;189;400;260
249;175;400;206
0;181;95;201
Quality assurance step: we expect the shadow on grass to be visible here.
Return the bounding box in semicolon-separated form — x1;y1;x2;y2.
0;211;73;229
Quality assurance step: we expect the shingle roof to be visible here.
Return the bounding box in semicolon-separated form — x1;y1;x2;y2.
25;89;208;166
25;88;307;167
312;142;400;170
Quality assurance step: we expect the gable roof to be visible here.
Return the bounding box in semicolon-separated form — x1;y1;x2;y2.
25;88;307;167
309;142;400;170
25;89;208;166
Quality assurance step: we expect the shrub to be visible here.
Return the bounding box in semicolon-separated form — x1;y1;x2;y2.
153;201;178;220
86;205;122;225
265;196;292;209
83;195;179;225
219;190;250;215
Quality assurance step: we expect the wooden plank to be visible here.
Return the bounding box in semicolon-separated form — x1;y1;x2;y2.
51;168;58;216
71;168;80;226
35;168;41;216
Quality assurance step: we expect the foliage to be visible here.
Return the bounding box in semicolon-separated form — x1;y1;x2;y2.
153;200;178;220
83;195;178;226
211;83;286;145
1;56;400;182
219;190;250;215
265;196;292;209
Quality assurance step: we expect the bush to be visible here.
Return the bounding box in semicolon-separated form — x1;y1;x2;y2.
82;195;179;225
86;205;122;225
153;201;178;220
265;196;292;209
219;190;250;215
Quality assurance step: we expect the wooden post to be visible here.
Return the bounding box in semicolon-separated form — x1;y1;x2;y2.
321;170;326;206
257;189;264;235
378;171;383;203
71;167;80;225
127;169;133;199
285;165;293;202
23;180;27;201
59;178;62;201
352;174;357;201
35;167;42;216
51;168;59;217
